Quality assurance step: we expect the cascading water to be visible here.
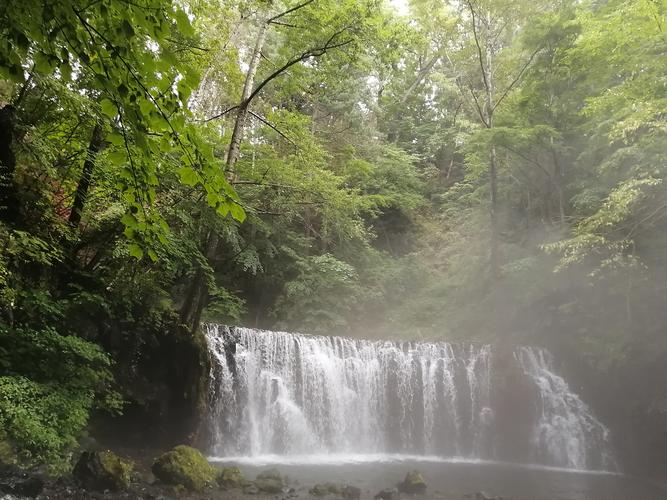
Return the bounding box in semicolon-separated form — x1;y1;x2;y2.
205;325;615;471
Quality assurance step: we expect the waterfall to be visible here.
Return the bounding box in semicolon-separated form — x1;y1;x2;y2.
205;325;615;470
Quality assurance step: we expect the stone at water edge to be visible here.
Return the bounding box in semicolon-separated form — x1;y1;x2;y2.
217;466;245;489
342;484;362;499
397;470;427;494
243;483;260;494
309;482;342;496
73;450;133;492
254;468;286;493
374;487;400;500
474;492;510;500
151;445;217;492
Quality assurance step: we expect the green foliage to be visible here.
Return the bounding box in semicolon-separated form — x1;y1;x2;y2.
274;253;361;333
0;0;244;255
0;327;119;468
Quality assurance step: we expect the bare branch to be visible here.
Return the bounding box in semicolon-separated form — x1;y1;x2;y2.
270;21;302;28
201;105;240;123
466;83;488;126
244;28;353;106
249;111;297;148
267;0;317;24
399;53;440;104
492;45;542;113
465;0;490;96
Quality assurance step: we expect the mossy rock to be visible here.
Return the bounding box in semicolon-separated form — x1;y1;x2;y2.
217;466;245;489
151;445;216;492
73;451;133;491
255;477;284;493
397;470;427;494
256;468;282;482
254;468;285;493
309;482;342;496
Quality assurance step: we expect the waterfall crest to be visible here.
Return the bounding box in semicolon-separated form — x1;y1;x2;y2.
205;325;615;471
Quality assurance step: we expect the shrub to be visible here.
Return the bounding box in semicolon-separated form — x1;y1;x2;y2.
0;327;121;468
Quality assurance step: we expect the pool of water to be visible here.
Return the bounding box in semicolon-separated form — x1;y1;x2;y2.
209;454;667;500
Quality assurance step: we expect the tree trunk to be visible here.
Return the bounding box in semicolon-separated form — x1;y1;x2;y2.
69;124;104;228
226;22;268;172
550;147;566;226
181;22;268;332
485;78;499;278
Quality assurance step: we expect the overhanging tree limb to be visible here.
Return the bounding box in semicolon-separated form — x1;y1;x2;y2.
267;0;318;24
248;111;298;148
492;45;543;113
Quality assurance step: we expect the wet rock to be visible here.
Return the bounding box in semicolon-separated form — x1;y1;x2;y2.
309;482;342;496
72;450;132;492
243;482;260;494
255;469;285;494
397;470;426;494
375;487;400;499
256;477;284;494
0;464;44;498
151;445;216;492
217;466;245;489
257;468;283;482
342;484;362;499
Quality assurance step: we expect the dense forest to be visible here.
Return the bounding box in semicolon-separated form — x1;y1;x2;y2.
1;0;667;481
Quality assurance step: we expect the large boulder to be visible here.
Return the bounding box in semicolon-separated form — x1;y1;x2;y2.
397;470;426;494
254;468;285;494
73;451;132;492
151;445;216;492
217;466;245;489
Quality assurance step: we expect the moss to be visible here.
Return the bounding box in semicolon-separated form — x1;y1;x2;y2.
256;468;282;482
217;466;245;489
73;451;133;491
151;445;216;492
99;452;133;489
398;470;427;494
253;468;285;493
255;477;284;493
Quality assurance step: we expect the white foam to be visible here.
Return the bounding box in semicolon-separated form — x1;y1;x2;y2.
207;453;619;475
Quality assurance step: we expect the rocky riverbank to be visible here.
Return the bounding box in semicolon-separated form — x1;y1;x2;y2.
0;446;515;500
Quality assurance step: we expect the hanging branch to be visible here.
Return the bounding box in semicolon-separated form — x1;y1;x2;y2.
267;0;317;24
201;105;240;123
465;0;490;96
248;110;298;148
243;28;353;107
492;45;543;113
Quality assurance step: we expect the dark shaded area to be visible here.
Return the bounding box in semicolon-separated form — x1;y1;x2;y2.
91;322;210;451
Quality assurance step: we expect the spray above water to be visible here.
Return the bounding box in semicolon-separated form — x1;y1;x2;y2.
205;325;615;471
